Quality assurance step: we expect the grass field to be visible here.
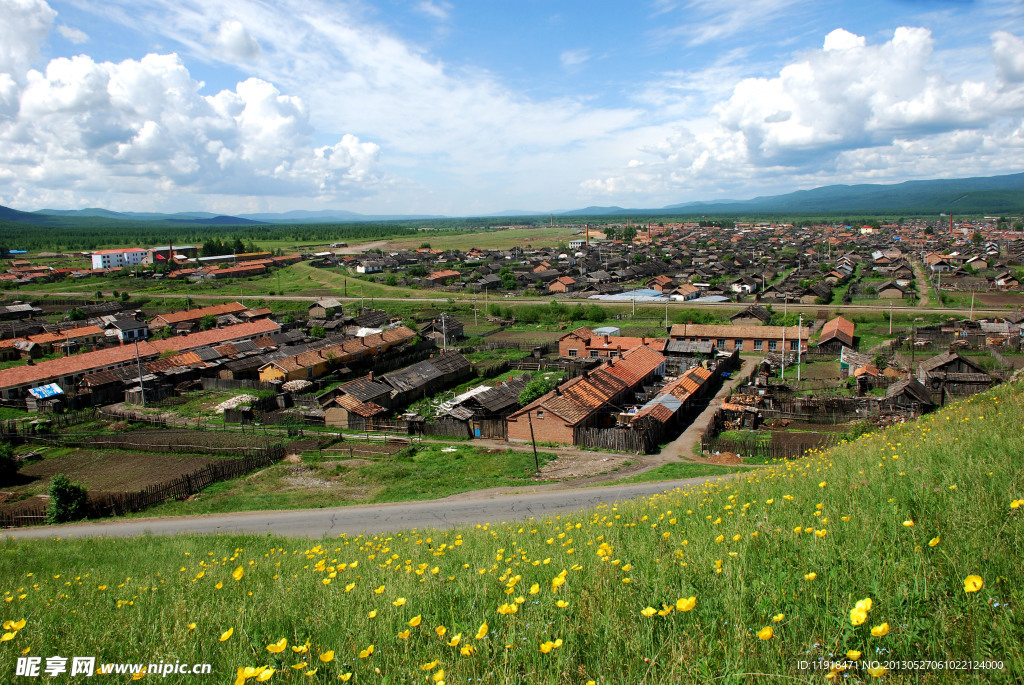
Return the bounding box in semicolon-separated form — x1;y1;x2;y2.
1;376;1021;682
607;461;753;484
129;443;556;518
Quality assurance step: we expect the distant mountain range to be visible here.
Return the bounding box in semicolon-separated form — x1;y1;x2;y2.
2;171;1022;226
560;172;1024;216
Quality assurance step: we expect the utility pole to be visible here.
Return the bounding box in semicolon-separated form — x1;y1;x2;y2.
970;289;975;320
889;301;893;335
797;314;802;383
134;339;146;407
527;411;540;475
441;313;447;352
781;325;786;380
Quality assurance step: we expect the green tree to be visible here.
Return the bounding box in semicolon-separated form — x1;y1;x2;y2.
604;227;616;241
310;326;326;338
385;274;398;286
67;307;86;321
199;314;217;330
501;272;517;290
232;237;246;254
0;442;18;485
46;474;88;523
518;376;559;406
972;231;983;245
120;291;131;302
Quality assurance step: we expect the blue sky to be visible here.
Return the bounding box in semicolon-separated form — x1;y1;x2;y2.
1;0;1023;216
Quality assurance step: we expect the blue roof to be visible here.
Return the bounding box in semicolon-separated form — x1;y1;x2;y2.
29;383;64;399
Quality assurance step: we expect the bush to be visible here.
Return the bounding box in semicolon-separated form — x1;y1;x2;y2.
46;474;89;524
0;442;18;485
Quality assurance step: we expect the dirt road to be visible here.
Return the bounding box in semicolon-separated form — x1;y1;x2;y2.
2;473;740;540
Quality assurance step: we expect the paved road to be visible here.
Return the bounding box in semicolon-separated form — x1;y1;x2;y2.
2;475;734;540
16;289;1006;316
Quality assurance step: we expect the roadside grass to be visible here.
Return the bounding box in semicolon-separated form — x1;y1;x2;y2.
606;461;752;484
1;379;1023;682
124;444;556;517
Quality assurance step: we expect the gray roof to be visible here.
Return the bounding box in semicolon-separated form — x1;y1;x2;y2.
665;340;715;355
341;376;392;402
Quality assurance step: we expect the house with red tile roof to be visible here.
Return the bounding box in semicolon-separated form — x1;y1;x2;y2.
149;302;248;330
558;327;668;359
0;342;162;401
816;316;856;353
149;319;280;354
506;345;665;445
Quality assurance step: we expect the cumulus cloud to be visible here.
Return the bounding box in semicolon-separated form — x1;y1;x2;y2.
210;19;261;61
584;26;1024;197
0;48;381;199
993;30;1024;83
56;24;89;44
0;0;55;78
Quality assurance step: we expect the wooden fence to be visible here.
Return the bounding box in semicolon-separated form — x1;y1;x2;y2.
0;409;99;443
0;443;285;528
201;377;280;392
576;425;659;454
701;432;839;461
699;407;841;459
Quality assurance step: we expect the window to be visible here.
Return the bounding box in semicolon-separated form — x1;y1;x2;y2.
791;340;799;351
754;339;763;351
735;340;743;350
568;348;577;358
717;339;726;348
768;340;778;351
610;351;618;358
536;410;544;418
590;351;599;357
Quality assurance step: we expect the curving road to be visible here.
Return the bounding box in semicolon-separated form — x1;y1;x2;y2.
1;475;735;540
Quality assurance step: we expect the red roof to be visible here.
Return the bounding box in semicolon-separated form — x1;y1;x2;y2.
150;319;280;353
0;342;161;390
819;316;855;347
150;302;247;326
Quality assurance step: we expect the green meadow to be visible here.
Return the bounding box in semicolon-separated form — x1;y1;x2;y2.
1;380;1022;683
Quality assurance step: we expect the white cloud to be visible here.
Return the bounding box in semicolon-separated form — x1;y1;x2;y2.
209;19;261;61
993;30;1024;83
0;48;382;201
584;27;1024;200
0;0;55;78
414;1;451;22
560;49;591;69
56;24;89;44
657;0;807;47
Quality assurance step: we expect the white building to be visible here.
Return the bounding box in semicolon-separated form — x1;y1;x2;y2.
91;248;148;270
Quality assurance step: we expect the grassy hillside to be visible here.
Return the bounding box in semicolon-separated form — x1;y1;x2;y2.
1;382;1022;683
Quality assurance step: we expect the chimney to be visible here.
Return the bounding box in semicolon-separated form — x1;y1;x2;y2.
642;337;646;345
555;386;562;395
368;371;373;381
605;335;610;344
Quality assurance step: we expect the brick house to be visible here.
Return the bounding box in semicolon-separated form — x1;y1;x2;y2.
506;345;665;445
149;302;248;331
548;276;577;293
558;327;668;358
668;323;808;353
816;316;856;353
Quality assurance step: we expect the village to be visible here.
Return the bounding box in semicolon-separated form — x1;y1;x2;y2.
2;214;1024;527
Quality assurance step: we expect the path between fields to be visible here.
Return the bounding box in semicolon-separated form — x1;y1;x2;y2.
911;259;931;308
1;473;741;540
